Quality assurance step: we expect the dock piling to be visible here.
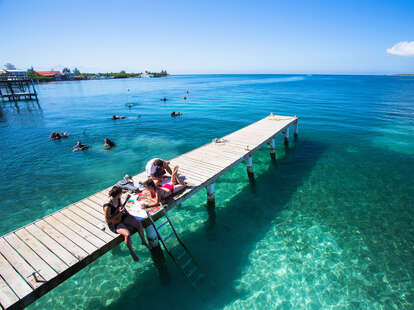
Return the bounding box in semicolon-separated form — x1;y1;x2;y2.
146;224;159;248
269;138;276;161
206;183;215;208
294;120;298;139
283;127;290;147
246;155;254;181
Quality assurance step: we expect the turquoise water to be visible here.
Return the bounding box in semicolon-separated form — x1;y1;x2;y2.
1;75;413;309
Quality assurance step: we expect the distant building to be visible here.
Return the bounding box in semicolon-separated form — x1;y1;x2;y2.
0;69;28;81
36;71;64;80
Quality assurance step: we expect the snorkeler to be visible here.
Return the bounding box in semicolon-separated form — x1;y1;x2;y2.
72;141;90;152
50;132;61;140
112;115;126;120
104;138;115;150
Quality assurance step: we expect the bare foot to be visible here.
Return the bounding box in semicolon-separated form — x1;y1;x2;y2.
132;253;140;262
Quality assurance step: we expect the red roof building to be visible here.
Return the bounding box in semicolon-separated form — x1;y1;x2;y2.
36;71;63;77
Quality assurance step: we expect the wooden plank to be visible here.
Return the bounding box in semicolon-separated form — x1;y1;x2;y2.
14;229;68;274
77;200;105;218
34;220;88;260
0;276;18;310
87;195;106;207
3;234;57;282
63;207;117;241
24;225;78;267
0;238;42;290
170;160;216;179
0;251;33;299
172;156;223;173
47;213;104;250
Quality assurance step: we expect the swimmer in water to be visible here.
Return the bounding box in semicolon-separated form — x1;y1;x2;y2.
160;97;167;101
72;141;89;152
61;132;68;138
50;132;61;140
112;115;126;120
104;138;115;150
183;96;187;100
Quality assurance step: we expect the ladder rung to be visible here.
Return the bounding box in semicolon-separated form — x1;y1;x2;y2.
182;258;192;269
177;251;186;260
186;266;197;277
164;232;174;241
157;220;169;230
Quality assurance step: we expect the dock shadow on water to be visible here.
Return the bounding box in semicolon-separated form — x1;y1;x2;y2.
97;139;326;310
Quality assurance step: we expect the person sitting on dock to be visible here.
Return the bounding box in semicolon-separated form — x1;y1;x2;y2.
142;166;187;207
72;141;90;152
103;186;150;261
104;137;115;150
146;158;173;186
50;132;61;140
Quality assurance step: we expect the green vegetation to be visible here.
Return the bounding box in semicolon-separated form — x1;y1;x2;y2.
145;70;169;77
27;67;53;82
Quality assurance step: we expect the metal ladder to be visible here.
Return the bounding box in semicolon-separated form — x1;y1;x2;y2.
147;207;204;287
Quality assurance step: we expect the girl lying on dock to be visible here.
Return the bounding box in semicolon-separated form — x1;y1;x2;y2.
142;166;186;208
103;186;150;261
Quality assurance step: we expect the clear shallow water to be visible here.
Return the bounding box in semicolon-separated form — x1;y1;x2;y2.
1;75;413;309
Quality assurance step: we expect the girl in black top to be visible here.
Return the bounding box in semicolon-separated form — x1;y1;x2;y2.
103;186;150;262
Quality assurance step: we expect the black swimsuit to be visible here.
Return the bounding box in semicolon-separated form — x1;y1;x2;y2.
103;198;131;233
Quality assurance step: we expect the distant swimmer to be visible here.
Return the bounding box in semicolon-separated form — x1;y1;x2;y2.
112;115;126;120
160;97;167;101
50;132;61;140
127;89;130;92
183;96;187;100
61;132;68;138
104;137;115;150
72;141;90;152
128;104;133;108
171;112;182;117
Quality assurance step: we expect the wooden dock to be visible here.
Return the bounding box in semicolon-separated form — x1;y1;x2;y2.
0;114;298;309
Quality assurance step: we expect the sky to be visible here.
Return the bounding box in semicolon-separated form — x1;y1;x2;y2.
1;0;414;74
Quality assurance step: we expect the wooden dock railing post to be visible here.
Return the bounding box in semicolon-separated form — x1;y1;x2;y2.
206;183;215;208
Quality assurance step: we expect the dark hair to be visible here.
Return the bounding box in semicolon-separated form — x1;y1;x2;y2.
154;159;163;167
108;186;122;197
142;179;155;188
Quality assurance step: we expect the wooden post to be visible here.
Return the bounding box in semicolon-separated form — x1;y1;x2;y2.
269;138;276;161
246;155;254;180
206;183;215;208
294;120;298;139
284;127;290;147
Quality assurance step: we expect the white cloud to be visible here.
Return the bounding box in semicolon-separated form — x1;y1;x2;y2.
386;41;414;56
